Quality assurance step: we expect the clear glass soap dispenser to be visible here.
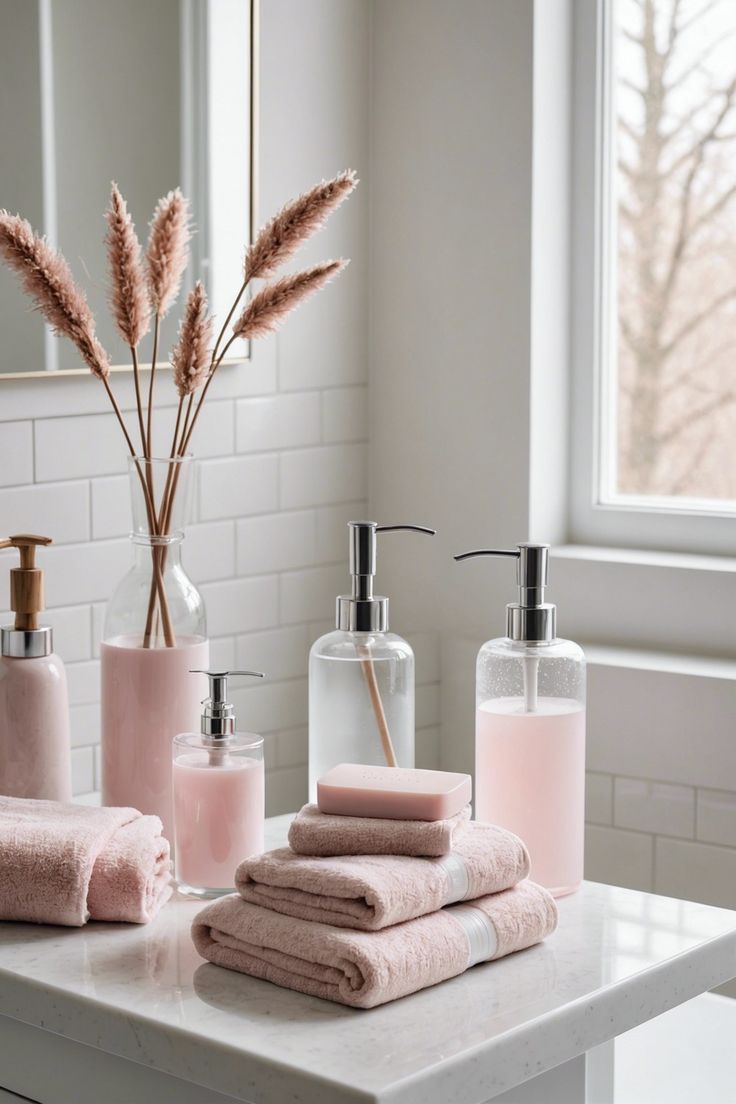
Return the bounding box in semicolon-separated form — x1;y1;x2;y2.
173;669;265;898
308;521;435;799
455;543;586;897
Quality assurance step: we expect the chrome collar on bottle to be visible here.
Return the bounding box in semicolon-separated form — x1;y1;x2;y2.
1;626;53;659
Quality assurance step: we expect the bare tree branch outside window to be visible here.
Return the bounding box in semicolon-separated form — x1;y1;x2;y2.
615;0;736;500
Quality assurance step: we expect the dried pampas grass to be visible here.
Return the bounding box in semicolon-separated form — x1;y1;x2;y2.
234;260;347;340
245;170;357;281
172;281;211;398
145;189;191;317
105;184;150;347
0;170;357;648
0;211;110;379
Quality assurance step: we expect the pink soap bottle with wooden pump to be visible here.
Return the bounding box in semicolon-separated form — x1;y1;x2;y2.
455;543;585;897
0;534;71;801
173;669;265;898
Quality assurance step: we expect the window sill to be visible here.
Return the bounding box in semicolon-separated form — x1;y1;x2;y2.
584;643;736;683
549;544;736;658
554;543;736;575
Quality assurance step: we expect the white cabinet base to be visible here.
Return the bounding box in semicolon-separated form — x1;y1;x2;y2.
0;1015;241;1104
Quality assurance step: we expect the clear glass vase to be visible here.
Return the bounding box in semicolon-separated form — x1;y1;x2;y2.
101;456;209;842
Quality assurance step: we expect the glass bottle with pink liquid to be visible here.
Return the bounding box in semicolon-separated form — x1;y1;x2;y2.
455;543;585;897
101;456;208;843
173;669;265;897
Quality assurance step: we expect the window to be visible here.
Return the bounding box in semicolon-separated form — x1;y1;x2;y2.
570;0;736;554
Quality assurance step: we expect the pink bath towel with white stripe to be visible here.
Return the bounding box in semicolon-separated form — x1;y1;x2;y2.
193;880;557;1009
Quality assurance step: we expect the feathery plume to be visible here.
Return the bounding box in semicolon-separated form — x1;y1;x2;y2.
0;211;110;378
245;170;357;281
105;183;150;346
233;260;347;340
172;281;212;397
145;189;191;317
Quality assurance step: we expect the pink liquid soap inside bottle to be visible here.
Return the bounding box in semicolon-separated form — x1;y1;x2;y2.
173;669;265;898
455;543;586;897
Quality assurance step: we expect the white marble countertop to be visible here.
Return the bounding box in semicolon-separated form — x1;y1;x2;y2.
0;813;735;1103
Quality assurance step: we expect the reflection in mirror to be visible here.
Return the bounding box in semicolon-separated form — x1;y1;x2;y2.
0;0;253;376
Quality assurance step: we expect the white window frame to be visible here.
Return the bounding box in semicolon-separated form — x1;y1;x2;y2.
569;0;736;557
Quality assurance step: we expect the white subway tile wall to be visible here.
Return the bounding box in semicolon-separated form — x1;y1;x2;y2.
584;822;655;892
654;837;736;911
584;771;613;826
280;443;368;509
585;770;736;917
697;789;736;849
0;365;439;815
582;659;736;988
614;777;695;839
0;420;34;486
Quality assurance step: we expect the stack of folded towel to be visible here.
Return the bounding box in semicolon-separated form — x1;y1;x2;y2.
192;802;557;1008
0;796;172;926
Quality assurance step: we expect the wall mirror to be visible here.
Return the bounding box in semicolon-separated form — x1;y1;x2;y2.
0;0;256;379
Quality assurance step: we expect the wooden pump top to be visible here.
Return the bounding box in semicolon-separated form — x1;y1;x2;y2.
0;534;52;631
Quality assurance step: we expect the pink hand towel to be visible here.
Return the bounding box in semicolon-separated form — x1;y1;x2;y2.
192;880;557;1008
288;801;472;857
237;821;530;930
0;796;172;927
86;815;172;924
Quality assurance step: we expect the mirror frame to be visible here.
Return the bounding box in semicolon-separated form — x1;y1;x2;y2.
2;0;258;383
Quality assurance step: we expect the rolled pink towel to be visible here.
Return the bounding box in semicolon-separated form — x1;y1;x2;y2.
192;880;557;1008
238;821;530;930
0;796;172;927
87;815;172;924
288;801;472;857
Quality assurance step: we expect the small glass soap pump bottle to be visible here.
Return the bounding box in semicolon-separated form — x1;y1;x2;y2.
0;534;71;801
309;521;435;799
455;543;585;897
173;669;265;898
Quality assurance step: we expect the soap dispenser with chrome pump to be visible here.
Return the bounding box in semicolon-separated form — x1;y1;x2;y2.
309;521;435;798
0;534;71;801
455;543;585;897
173;669;265;898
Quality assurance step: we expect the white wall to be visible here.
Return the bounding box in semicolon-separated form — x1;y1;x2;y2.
370;0;535;770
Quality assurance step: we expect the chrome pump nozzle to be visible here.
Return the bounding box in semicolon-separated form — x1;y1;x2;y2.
190;669;265;743
337;522;436;632
454;543;556;643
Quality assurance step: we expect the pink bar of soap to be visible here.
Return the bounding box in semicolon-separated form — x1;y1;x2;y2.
316;763;472;821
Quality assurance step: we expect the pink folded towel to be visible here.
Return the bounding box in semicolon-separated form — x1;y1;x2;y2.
237;821;530;930
288;801;472;857
0;796;172;927
86;815;172;924
193;880;557;1008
